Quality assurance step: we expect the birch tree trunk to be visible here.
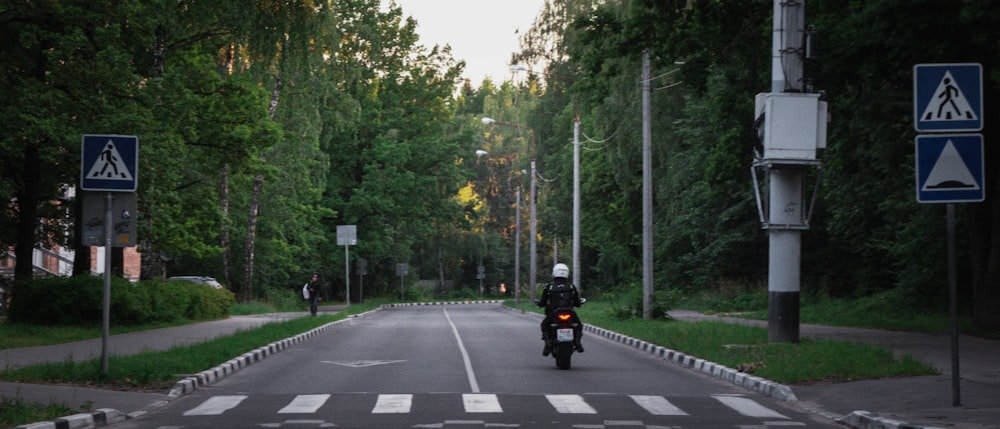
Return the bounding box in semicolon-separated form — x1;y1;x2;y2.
219;165;234;292
242;174;263;301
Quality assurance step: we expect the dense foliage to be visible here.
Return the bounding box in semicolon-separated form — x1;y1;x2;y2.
7;277;234;325
511;0;1000;329
2;0;998;329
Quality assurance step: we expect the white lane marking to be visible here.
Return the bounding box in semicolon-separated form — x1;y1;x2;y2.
712;395;789;419
278;394;331;413
322;360;406;368
545;394;597;414
183;395;247;416
629;395;689;415
443;308;481;392
463;393;503;413
372;394;413;413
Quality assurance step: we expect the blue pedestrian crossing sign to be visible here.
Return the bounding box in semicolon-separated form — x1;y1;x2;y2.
915;134;984;203
81;135;138;191
913;63;982;132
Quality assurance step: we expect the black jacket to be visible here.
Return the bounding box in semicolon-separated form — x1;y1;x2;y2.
536;280;582;314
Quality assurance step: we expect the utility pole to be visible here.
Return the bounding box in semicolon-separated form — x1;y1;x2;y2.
641;50;654;320
572;115;581;294
753;0;827;343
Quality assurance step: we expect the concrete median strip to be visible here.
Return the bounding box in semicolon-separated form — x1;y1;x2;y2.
15;409;126;429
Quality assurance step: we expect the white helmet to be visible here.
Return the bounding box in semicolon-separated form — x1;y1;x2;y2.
551;263;569;279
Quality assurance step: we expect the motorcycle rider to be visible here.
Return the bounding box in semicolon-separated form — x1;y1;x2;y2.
536;263;584;355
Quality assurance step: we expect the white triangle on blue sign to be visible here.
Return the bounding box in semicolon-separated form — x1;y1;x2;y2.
922;140;979;191
85;140;134;181
920;71;978;123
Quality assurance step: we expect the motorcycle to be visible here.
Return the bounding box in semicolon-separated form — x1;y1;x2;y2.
539;298;586;370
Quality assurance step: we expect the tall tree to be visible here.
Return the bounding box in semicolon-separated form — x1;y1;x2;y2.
0;0;148;279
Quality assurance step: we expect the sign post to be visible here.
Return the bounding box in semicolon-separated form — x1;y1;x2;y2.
913;63;984;407
81;134;138;376
396;263;409;301
336;225;357;305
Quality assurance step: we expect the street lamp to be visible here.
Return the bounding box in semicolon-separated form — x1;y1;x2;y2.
475;149;521;305
510;64;582;295
481;117;539;300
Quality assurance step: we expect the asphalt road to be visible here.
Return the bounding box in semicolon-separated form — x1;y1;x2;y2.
111;304;840;428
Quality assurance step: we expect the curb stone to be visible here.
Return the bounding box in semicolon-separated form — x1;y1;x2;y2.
165;309;383;400
502;305;947;429
15;409;126;429
499;306;796;401
839;411;948;429
14;310;382;429
583;322;799;401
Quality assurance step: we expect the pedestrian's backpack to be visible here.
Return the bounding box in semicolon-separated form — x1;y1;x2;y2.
549;283;575;309
302;283;309;299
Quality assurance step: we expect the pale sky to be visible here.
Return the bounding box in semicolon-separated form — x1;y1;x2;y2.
381;0;546;85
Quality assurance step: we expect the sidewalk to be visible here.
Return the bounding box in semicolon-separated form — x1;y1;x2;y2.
668;310;1000;429
2;306;998;429
0;311;318;427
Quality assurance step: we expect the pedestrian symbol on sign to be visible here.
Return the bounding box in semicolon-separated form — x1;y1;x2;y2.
86;140;134;181
913;63;982;132
920;71;977;122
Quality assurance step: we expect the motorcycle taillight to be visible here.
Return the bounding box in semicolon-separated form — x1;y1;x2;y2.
556;313;572;322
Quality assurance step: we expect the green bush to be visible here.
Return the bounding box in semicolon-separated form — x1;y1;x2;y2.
7;276;233;326
264;286;305;312
8;276;104;325
111;281;154;324
184;284;235;320
606;283;679;321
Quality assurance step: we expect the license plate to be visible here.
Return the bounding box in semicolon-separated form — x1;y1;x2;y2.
556;328;574;342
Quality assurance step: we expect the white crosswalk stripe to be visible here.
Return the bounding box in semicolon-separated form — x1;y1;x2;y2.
713;394;789;419
629;395;688;416
182;395;247;416
181;392;793;422
277;394;330;414
371;393;412;413
545;394;597;414
463;393;503;413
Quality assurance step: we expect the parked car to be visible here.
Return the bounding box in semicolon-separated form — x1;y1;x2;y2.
167;276;224;289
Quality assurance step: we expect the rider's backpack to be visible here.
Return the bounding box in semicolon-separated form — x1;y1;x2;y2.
548;283;575;309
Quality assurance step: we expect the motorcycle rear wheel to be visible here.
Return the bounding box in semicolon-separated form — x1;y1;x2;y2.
555;343;573;370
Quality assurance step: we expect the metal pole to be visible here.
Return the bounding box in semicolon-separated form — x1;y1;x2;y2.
344;245;350;305
947;203;961;406
530;158;537;300
767;169;802;342
641;49;654;320
515;186;521;305
766;0;805;343
573;116;581;293
101;192;112;375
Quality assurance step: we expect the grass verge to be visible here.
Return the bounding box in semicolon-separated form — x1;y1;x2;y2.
0;395;91;428
508;300;937;385
0;302;378;391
